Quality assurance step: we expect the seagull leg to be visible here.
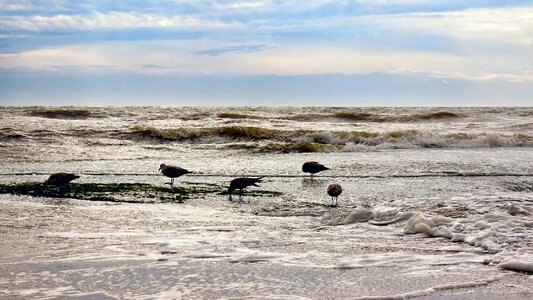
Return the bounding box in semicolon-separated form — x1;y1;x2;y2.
171;178;174;187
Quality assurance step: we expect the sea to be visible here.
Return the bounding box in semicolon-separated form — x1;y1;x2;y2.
0;106;532;299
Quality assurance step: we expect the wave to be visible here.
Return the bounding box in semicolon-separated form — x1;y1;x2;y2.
0;132;26;140
216;112;266;120
28;108;100;119
4;107;530;123
129;125;533;152
284;110;460;123
130;125;285;141
336;111;460;122
210;109;461;123
333;112;381;121
0;127;27;141
130;125;389;143
411;111;459;120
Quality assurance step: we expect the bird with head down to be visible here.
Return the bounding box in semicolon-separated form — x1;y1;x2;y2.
228;177;263;201
44;173;80;186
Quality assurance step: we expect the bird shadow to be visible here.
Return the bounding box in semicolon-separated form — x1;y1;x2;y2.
301;178;328;188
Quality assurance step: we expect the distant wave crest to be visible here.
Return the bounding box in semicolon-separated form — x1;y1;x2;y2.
28;108;99;119
214;110;460;122
16;107;470;123
291;111;460;122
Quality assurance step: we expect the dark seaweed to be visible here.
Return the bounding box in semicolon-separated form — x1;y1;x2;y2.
0;182;282;203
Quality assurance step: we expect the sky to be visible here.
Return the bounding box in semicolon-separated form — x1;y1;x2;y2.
0;0;532;106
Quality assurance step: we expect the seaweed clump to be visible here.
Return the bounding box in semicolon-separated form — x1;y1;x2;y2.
0;182;282;203
0;182;213;203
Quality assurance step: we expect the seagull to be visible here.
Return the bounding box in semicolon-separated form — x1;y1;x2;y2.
44;173;80;186
159;163;191;187
228;177;263;201
302;161;330;178
327;183;342;206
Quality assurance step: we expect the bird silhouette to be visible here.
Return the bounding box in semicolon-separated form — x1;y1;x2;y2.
228;177;263;201
159;163;191;187
327;183;342;206
44;173;80;186
302;161;330;178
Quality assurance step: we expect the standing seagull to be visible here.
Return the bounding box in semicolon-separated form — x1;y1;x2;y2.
159;163;191;187
228;177;263;201
44;173;80;186
302;161;330;178
327;183;342;207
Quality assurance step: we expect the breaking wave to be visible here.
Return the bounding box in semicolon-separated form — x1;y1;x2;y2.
129;125;533;152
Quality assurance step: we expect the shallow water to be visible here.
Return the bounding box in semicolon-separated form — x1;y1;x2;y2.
0;106;532;299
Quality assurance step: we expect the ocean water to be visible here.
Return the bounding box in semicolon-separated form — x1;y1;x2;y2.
0;106;532;299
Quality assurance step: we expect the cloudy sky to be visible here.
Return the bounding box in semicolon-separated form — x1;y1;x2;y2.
1;0;532;106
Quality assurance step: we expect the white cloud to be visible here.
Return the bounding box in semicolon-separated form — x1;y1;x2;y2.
356;7;533;46
0;11;240;31
0;4;35;10
355;0;439;5
0;41;207;74
215;1;271;10
0;0;66;11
